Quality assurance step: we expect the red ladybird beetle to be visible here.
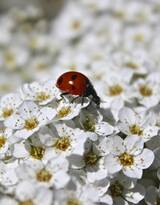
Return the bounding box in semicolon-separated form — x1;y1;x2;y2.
56;71;100;107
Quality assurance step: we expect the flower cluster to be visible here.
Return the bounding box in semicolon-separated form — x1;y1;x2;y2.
0;0;160;205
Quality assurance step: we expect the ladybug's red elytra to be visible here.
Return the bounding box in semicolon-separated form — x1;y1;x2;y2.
56;71;100;107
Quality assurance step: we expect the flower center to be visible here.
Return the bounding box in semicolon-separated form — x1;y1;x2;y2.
36;168;52;182
84;151;99;166
30;146;45;160
129;124;143;136
139;85;153;97
0;136;6;148
2;107;14;118
109;181;124;197
4;51;15;66
125;61;138;69
71;20;81;30
114;11;125;19
36;92;50;102
134;34;144;42
67;198;82;205
24;117;39;130
19;200;34;205
36;63;48;71
108;84;123;96
58;107;71;118
54;136;71;151
119;152;134;167
83;116;95;132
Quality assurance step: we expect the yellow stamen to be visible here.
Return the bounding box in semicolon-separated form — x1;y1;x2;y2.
108;84;123;96
2;108;14;118
30;146;45;160
139;85;153;97
119;152;134;167
54;137;71;151
24;118;39;130
36;168;52;182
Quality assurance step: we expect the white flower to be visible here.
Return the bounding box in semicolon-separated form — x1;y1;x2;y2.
39;123;87;158
132;72;160;108
104;135;154;178
28;56;55;80
98;71;131;120
0;161;18;186
99;173;145;205
118;107;158;142
0;93;22;121
79;108;114;141
55;98;89;121
123;25;152;50
68;140;108;183
1;45;29;71
52;2;92;41
12;137;46;161
0;197;18;205
54;183;99;205
16;156;69;189
0;128;12;155
5;101;56;139
112;50;151;76
20;80;61;105
15;181;53;205
81;0;110;12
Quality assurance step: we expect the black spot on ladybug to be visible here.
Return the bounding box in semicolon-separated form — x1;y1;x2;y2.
57;77;63;85
71;75;77;80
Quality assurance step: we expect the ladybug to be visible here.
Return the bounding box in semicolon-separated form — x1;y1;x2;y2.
56;71;100;107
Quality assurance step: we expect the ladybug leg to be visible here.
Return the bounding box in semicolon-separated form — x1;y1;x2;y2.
71;96;79;104
60;92;69;97
58;92;69;102
81;96;85;106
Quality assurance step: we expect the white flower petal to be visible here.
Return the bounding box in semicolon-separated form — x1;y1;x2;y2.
4;114;24;129
124;183;145;204
49;156;69;172
0;93;22;108
13;142;28;158
143;126;158;142
39;107;56;122
14;128;37;139
108;135;125;155
0;197;18;205
118;122;130;135
35;187;53;205
134;148;154;169
124;135;144;155
118;107;136;125
100;194;113;205
123;166;143;179
16;181;36;201
104;154;122;174
54;171;70;189
18;101;39;119
87;169;108;183
95;121;114;136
